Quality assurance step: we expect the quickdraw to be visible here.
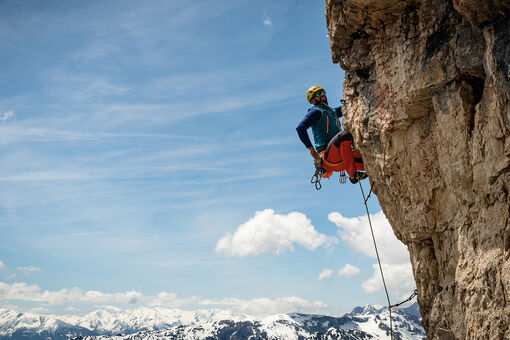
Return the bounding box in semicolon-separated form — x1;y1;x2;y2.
311;160;347;190
310;160;324;190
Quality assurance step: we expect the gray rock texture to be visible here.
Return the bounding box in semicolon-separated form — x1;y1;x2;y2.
324;0;510;339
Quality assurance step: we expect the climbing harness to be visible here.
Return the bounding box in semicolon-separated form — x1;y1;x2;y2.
359;181;418;340
311;160;347;190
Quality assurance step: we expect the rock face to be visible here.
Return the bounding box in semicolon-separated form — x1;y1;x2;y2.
325;0;510;339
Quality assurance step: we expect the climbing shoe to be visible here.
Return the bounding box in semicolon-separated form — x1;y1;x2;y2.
356;172;368;181
349;172;368;184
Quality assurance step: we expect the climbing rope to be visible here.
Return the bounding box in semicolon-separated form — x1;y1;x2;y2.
359;181;394;340
359;181;419;339
311;172;418;338
363;180;373;203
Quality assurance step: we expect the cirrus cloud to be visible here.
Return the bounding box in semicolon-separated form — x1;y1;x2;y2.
215;209;338;257
17;266;42;275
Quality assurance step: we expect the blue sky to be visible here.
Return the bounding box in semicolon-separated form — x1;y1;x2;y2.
0;0;415;316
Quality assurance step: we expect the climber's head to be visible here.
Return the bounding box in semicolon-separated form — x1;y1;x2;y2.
306;85;328;105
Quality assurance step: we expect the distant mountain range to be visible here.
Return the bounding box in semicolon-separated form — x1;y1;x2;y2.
0;303;425;340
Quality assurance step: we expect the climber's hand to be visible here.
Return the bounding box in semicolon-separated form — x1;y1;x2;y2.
309;147;320;163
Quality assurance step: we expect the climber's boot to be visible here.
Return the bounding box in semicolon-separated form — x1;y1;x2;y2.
349;171;368;184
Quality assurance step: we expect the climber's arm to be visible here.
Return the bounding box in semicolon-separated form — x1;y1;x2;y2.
296;110;321;161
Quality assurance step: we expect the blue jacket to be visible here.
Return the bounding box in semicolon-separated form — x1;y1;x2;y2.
296;104;342;152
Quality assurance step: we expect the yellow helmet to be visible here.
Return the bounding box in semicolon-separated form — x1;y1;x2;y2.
306;85;325;103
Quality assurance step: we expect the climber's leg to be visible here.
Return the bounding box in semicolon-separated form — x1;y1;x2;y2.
353;152;365;172
339;139;357;176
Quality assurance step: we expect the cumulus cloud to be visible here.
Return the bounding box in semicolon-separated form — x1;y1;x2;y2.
193;296;327;315
318;269;334;281
150;292;202;308
0;282;145;305
65;306;83;312
361;263;415;294
337;264;360;278
18;266;42;274
328;211;415;296
28;307;52;314
233;296;326;315
0;281;328;316
215;209;338;257
0;261;6;271
0;111;14;121
263;18;272;26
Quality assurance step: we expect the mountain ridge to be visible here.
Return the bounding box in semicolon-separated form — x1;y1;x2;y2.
0;303;424;340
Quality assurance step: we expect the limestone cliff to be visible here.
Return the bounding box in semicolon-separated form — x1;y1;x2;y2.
325;0;510;339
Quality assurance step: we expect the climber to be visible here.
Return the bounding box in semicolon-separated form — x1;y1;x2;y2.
296;85;367;184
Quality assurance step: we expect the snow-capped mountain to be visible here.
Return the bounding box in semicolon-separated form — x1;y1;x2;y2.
0;304;425;340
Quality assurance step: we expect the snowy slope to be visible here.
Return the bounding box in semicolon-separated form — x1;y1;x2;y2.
0;304;425;340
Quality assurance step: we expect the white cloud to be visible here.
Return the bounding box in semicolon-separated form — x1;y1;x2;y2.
28;307;52;314
0;261;6;271
0;282;145;305
318;269;334;281
17;266;42;274
0;281;328;316
328;211;415;296
263;18;272;26
65;306;82;312
337;264;360;278
150;292;201;308
232;296;327;315
0;111;14;121
361;263;414;294
194;296;327;316
48;70;128;102
215;209;338;257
